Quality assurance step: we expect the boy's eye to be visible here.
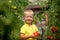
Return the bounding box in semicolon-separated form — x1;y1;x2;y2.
29;16;33;18
26;16;33;18
30;16;33;18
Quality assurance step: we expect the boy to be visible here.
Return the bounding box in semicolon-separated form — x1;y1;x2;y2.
20;9;40;40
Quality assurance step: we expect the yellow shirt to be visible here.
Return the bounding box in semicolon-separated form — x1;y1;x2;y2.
20;23;38;40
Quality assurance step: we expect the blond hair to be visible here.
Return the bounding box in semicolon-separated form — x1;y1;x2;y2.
24;9;34;15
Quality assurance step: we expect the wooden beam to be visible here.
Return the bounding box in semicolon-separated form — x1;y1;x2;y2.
25;4;42;11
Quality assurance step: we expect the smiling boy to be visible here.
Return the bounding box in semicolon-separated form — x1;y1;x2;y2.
20;9;40;40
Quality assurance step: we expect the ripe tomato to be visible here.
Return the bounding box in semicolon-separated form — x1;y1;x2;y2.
33;31;40;37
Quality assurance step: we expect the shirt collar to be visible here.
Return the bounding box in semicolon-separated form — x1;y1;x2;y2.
24;23;33;27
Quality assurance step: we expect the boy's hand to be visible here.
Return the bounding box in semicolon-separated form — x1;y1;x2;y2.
33;31;40;37
30;31;40;38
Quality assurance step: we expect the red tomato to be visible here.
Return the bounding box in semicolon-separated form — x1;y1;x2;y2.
35;31;40;35
33;31;39;37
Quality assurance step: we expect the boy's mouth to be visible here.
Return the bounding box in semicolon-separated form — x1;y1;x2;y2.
27;19;32;21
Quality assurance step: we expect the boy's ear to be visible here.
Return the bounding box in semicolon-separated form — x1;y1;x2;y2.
22;18;25;22
22;16;25;22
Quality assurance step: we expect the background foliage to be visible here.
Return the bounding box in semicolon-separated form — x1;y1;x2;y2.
0;0;60;40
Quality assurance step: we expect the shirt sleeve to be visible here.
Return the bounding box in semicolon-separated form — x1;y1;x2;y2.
34;24;38;32
35;26;38;32
20;26;26;34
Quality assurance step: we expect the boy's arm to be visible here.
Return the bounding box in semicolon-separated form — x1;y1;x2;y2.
20;33;29;39
20;33;35;39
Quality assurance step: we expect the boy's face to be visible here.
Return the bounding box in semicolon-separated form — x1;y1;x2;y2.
24;11;33;24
